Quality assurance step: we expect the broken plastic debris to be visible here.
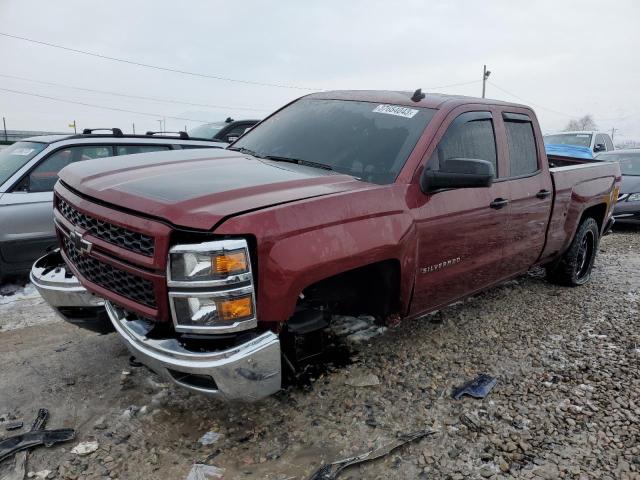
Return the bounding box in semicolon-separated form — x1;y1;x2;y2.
4;420;23;431
0;408;75;464
71;440;99;455
452;374;497;400
198;431;221;446
186;463;224;480
307;429;437;479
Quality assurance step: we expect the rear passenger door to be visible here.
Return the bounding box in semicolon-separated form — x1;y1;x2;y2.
411;109;512;315
500;112;553;274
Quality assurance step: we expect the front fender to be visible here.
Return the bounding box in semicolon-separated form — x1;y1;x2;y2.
215;185;416;327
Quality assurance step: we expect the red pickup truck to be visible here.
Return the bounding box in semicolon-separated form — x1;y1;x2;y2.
32;90;621;401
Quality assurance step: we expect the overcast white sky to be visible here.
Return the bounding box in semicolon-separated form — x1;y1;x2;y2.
0;0;639;142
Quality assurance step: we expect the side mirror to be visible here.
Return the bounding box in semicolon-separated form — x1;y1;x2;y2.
594;143;606;152
420;158;494;194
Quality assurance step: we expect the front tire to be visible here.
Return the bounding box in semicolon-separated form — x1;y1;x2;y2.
546;217;599;287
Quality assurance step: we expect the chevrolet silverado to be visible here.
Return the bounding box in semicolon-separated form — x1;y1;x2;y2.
32;90;621;401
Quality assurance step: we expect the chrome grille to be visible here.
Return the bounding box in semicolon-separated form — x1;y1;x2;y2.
58;198;154;256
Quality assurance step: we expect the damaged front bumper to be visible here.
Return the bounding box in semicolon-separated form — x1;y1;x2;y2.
30;250;112;333
106;302;282;401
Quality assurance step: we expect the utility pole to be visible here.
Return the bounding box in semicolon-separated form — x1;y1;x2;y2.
132;122;136;134
611;127;618;142
482;65;491;98
2;117;7;142
157;119;162;132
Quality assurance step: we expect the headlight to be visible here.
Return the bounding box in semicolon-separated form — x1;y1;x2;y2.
628;193;640;202
167;239;257;333
169;239;251;286
169;288;255;331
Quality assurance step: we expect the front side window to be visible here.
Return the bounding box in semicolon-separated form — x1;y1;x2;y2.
232;98;437;184
0;141;47;187
27;145;113;192
504;115;538;176
428;111;497;176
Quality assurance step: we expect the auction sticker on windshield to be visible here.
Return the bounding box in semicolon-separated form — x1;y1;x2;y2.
372;104;419;119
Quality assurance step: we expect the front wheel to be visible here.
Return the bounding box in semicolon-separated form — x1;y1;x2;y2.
546;217;599;287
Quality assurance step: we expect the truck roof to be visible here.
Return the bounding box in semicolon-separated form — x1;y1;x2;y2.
307;90;529;110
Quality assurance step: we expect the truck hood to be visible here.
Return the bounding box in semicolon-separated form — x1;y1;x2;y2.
58;149;371;230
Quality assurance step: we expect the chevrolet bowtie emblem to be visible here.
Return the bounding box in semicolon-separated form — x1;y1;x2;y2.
70;230;93;256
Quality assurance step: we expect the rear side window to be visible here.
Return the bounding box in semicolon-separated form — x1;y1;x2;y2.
116;145;171;155
27;145;113;192
429;111;497;176
504;114;538;176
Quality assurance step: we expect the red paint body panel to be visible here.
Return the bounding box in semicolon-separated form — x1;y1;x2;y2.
53;91;621;331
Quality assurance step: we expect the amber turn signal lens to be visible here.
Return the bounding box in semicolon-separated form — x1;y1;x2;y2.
213;250;248;276
218;295;253;321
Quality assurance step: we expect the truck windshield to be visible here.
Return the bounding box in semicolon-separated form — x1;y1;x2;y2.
544;133;592;148
188;122;226;139
232;99;436;184
595;152;640;176
0;141;47;186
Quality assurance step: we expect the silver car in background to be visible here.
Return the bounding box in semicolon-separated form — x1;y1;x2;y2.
0;129;225;280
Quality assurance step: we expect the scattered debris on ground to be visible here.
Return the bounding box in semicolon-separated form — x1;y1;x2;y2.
307;429;438;479
452;373;498;400
70;441;99;456
185;463;224;480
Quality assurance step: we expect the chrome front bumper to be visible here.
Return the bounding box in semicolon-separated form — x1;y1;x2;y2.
30;250;110;331
106;302;282;401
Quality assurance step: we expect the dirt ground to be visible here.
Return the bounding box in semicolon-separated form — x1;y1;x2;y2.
0;228;638;480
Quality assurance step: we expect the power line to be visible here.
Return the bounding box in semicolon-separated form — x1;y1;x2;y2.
0;86;216;123
0;73;271;113
487;81;578;118
488;80;637;122
0;31;319;91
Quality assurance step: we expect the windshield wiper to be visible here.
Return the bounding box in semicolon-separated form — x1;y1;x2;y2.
228;146;264;158
263;155;333;171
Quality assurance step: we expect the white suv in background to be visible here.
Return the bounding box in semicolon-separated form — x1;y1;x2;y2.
0;128;225;279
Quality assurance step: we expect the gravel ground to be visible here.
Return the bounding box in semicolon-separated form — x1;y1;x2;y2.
0;228;638;480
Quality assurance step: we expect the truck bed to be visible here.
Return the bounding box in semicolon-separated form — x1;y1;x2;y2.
541;160;620;263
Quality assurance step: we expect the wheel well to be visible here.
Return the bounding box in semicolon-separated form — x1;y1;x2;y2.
298;259;401;319
579;203;607;233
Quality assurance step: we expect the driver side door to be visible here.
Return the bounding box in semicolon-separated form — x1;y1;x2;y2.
409;108;512;316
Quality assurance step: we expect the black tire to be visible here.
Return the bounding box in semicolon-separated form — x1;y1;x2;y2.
546;217;600;287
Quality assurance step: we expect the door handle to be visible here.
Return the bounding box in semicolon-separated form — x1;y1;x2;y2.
536;189;552;199
490;198;509;209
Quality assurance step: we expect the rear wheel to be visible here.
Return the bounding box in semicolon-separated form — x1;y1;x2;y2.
546;217;599;287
